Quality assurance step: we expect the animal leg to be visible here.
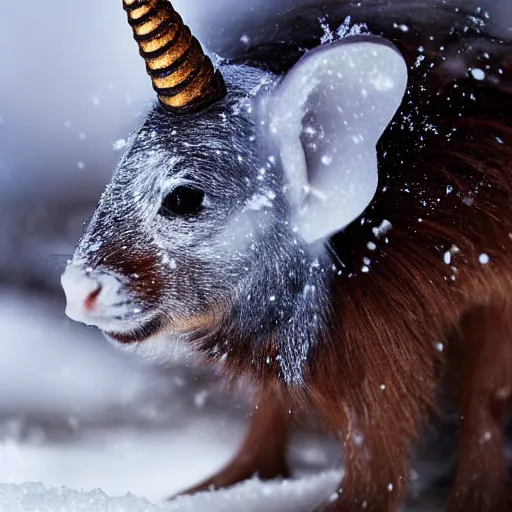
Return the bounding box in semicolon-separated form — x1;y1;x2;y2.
446;304;512;512
314;411;411;512
175;386;290;496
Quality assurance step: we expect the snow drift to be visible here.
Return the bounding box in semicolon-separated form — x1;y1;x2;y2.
0;473;341;512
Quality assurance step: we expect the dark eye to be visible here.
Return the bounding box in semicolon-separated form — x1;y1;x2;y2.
160;185;204;216
160;185;205;217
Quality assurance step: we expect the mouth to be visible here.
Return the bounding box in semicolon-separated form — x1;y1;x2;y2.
106;315;165;345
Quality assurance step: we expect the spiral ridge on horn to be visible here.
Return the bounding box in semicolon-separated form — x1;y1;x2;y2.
123;0;226;114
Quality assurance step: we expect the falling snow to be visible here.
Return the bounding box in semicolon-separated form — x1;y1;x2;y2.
479;253;490;265
112;139;128;151
372;220;393;239
470;68;486;81
320;15;368;44
393;23;410;33
335;16;368;39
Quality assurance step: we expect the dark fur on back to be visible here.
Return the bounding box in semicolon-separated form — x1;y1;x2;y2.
187;3;512;511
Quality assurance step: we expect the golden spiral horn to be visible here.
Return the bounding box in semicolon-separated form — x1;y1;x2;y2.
123;0;227;114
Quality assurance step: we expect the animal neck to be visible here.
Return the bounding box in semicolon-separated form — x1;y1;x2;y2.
191;239;333;386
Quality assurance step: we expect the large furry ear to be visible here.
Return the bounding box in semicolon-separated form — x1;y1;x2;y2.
265;36;408;244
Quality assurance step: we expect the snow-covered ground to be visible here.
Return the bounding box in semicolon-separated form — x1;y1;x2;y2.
0;291;340;510
0;291;451;511
0;475;342;512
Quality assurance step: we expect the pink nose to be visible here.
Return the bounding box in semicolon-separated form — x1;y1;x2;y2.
61;265;124;327
84;286;102;312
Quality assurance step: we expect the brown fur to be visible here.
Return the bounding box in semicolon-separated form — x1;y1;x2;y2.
180;22;512;512
181;384;291;495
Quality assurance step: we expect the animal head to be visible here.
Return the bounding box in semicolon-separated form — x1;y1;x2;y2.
61;0;407;370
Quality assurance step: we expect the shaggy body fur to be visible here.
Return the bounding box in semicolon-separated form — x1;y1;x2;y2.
67;2;512;511
186;4;512;511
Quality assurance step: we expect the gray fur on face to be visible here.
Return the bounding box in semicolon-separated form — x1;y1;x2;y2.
72;64;331;384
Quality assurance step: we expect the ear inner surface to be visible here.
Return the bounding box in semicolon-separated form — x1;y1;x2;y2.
266;36;408;244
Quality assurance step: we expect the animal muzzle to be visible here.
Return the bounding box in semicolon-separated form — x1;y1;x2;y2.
61;265;145;333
